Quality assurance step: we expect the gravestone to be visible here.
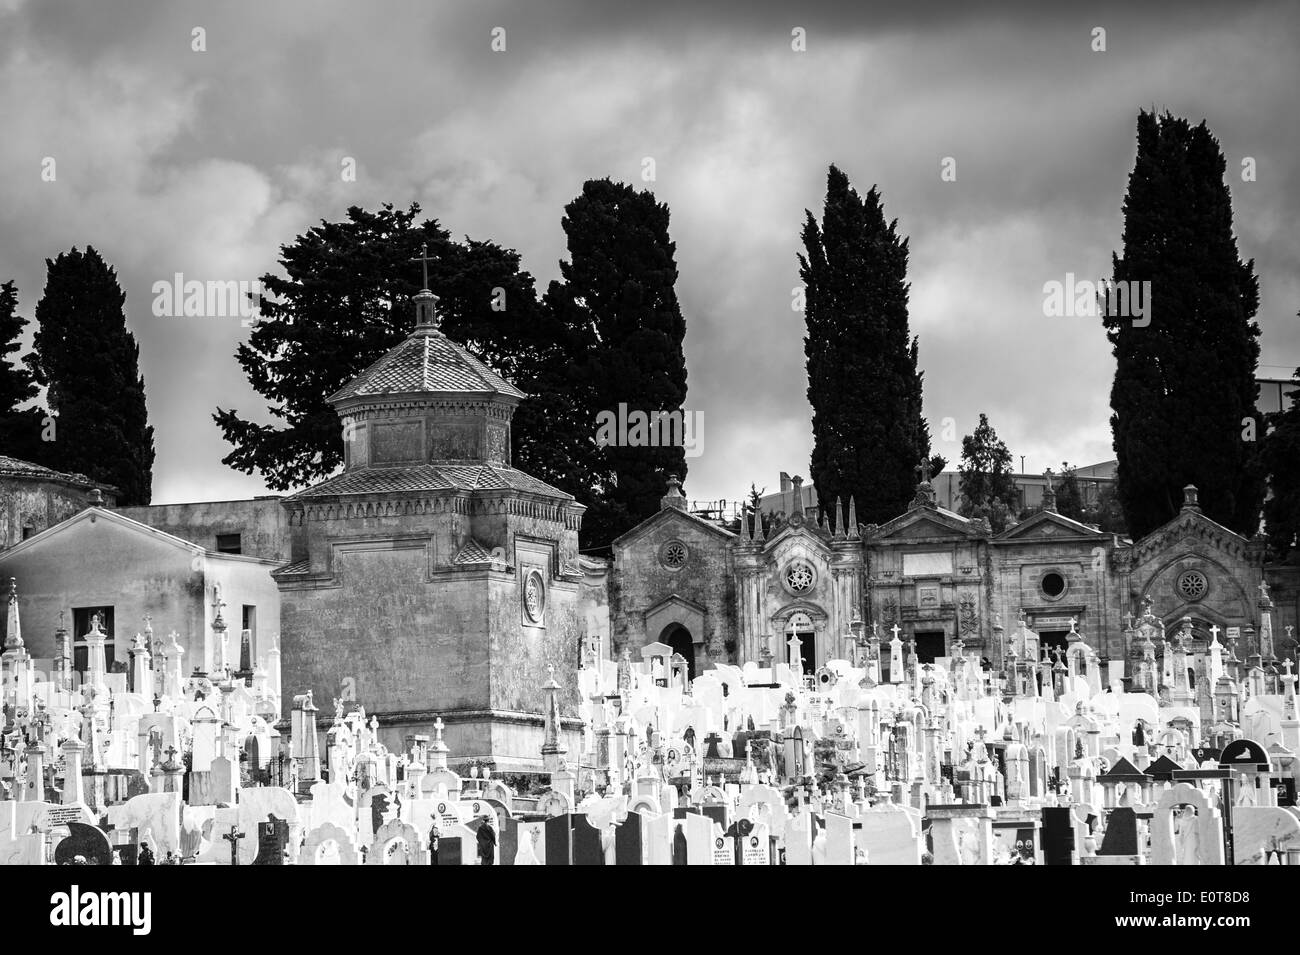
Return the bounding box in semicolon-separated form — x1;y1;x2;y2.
1098;807;1138;856
253;814;290;865
1041;807;1075;865
544;813;571;865
572;814;604;865
614;810;644;865
298;822;358;866
498;815;518;866
740;823;771;865
437;836;463;866
54;822;113;866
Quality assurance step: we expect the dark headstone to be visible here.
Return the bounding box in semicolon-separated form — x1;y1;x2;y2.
253;814;289;865
572;814;604;865
1098;807;1138;856
702;804;727;831
1276;777;1297;807
499;817;519;866
1040;807;1074;866
544;814;571;866
54;822;113;866
438;837;462;866
614;811;643;866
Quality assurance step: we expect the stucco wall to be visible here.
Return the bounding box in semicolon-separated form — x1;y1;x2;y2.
117;498;291;562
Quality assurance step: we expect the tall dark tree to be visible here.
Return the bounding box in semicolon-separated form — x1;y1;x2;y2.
800;165;937;528
214;203;579;493
547;178;689;550
1263;366;1300;561
0;280;46;461
26;248;154;504
1105;111;1263;539
957;413;1017;532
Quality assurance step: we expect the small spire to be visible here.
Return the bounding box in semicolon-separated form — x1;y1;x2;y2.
831;497;844;539
1041;469;1057;513
661;474;687;511
1182;484;1200;512
846;496;859;539
4;577;22;651
738;502;750;543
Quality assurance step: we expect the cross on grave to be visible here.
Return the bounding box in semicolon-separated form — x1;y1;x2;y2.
411;242;434;289
1069;617;1078;634
1259;580;1270;600
916;458;932;484
890;623;902;642
223;827;245;866
1283;659;1294;677
1123;611;1134;630
1209;624;1222;643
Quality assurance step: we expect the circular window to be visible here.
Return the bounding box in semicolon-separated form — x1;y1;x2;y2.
785;561;816;595
523;570;546;623
660;539;688;570
1041;572;1067;600
1177;569;1209;602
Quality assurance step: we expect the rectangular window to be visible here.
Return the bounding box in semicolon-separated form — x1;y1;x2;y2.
72;606;115;672
216;533;242;555
242;605;257;663
21;526;34;540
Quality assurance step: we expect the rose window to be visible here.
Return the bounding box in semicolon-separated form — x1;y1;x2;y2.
661;540;688;570
785;561;815;594
1177;569;1208;602
524;571;546;622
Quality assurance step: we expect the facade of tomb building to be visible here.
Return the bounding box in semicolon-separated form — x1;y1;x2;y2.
0;455;117;552
0;506;281;678
609;474;1291;679
272;287;588;775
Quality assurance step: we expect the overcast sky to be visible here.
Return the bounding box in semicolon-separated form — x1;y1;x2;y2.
1;0;1297;508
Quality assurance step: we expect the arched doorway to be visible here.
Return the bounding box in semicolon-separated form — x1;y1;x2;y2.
660;624;695;681
784;612;816;675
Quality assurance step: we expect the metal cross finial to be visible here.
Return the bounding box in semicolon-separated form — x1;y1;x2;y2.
411;242;433;290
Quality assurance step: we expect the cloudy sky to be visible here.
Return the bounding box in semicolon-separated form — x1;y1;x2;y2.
1;0;1297;508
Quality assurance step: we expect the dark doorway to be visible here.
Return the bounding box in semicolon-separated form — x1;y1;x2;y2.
1039;630;1069;662
914;631;946;664
661;624;695;682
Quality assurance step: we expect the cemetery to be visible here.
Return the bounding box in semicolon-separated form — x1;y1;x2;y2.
2;571;1298;867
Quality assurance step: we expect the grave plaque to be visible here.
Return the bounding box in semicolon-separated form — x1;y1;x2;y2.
712;835;735;865
702;804;727;831
53;822;113;866
1275;777;1297;807
741;831;770;866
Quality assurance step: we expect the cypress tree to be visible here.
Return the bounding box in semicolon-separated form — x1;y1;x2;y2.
1105;111;1262;539
548;178;689;550
957;412;1017;532
26;248;155;503
800;165;937;528
0;280;46;461
1263;365;1300;560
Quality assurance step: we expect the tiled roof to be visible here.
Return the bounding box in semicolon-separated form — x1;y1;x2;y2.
453;539;495;564
274;559;311;577
0;455;105;489
328;329;525;403
287;464;573;501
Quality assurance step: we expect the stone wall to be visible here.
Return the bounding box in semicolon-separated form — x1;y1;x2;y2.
0;473;109;551
117;498;291;562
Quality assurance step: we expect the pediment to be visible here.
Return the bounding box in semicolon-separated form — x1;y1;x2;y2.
1130;508;1252;568
612;505;735;550
869;505;982;542
997;510;1106;542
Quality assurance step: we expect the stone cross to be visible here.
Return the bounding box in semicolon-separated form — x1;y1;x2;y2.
890;623;902;642
223;826;245;866
1123;611;1134;630
1259;580;1270;600
411;242;434;289
1069;617;1078;634
1209;624;1221;643
917;458;932;484
1283;659;1294;677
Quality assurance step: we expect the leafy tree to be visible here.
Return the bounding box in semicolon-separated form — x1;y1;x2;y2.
26;248;154;503
0;280;46;461
1085;482;1130;536
957;413;1017;532
1053;462;1085;522
1105;110;1263;539
1263;365;1300;560
548;178;689;550
800;165;938;529
213;203;581;495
